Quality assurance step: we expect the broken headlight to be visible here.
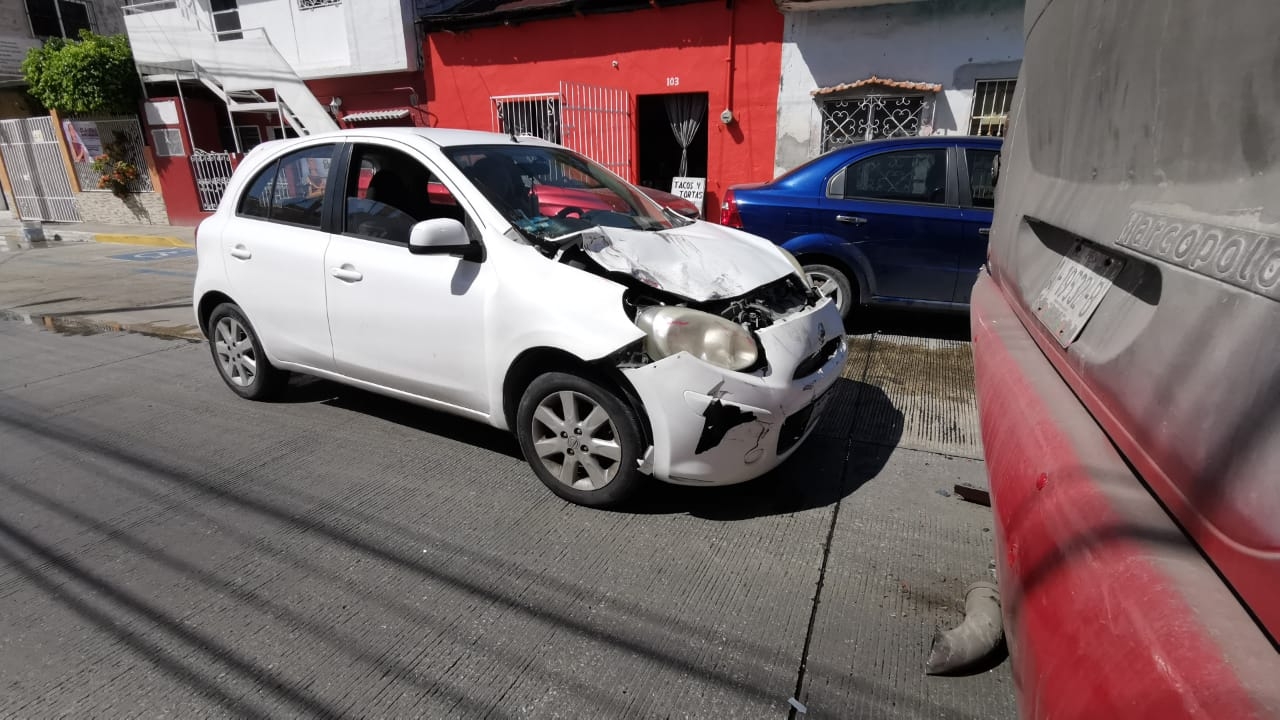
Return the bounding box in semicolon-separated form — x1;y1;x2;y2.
634;306;758;371
778;248;811;288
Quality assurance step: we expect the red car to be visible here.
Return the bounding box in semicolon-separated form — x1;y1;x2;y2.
359;167;702;220
974;1;1280;718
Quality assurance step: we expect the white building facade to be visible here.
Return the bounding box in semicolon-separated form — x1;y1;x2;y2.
122;0;422;138
774;0;1024;175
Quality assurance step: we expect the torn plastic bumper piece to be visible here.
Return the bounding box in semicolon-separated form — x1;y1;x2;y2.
684;392;772;454
621;299;847;486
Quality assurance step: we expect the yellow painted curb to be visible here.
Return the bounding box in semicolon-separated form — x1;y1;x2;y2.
93;233;194;248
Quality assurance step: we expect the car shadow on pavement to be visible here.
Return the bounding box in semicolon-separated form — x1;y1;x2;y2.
845;307;970;342
625;378;905;521
270;375;903;522
274;375;524;459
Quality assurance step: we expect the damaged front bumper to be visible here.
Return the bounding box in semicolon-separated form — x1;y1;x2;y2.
621;299;847;486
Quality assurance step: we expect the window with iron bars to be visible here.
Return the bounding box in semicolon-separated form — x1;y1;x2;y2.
494;97;562;144
298;0;340;9
819;95;928;153
969;79;1016;137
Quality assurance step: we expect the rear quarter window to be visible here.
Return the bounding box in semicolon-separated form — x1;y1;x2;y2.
237;161;277;219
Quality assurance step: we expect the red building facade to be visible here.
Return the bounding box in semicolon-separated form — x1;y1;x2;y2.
421;0;783;216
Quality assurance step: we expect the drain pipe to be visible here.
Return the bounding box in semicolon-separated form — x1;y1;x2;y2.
925;581;1004;675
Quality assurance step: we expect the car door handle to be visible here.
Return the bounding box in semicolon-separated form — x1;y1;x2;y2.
229;245;252;260
979;228;991;235
836;215;867;225
330;266;363;283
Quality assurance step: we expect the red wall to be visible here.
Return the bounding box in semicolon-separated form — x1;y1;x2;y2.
306;70;430;129
143;96;208;227
424;0;783;215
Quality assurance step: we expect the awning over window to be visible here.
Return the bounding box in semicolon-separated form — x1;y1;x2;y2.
341;108;412;122
812;76;942;96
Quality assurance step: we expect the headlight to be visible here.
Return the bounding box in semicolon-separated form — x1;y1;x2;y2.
634;306;758;371
778;248;811;288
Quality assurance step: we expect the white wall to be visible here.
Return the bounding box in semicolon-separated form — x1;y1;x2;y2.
236;0;412;78
775;0;1024;175
126;0;414;80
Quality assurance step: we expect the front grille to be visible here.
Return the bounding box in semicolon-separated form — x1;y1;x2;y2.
792;337;843;380
778;401;816;455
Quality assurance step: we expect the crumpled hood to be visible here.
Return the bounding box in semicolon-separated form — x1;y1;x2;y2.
575;222;794;302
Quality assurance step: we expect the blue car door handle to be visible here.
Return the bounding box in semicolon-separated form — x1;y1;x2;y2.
979;227;991;235
836;215;867;225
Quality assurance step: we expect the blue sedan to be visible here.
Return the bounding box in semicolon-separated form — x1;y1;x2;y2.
721;136;1001;319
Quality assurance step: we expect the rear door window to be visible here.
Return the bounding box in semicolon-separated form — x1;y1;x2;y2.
844;148;949;205
965;149;999;208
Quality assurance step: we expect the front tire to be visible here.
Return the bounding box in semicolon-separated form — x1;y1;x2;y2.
207;303;283;401
804;263;855;319
516;372;645;508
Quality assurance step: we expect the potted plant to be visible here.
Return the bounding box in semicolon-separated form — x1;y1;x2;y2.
90;141;140;197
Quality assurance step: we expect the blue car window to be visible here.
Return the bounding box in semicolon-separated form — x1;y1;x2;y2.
966;149;999;208
843;148;948;204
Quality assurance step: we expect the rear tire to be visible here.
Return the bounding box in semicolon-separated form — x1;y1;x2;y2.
804;263;855;319
207;303;283;401
516;372;645;508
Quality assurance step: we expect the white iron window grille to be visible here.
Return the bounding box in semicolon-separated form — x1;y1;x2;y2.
298;0;340;8
68;116;155;193
492;95;562;143
820;95;928;153
191;150;235;211
969;79;1016;137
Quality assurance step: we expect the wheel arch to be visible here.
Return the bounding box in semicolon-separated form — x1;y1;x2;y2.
501;346;653;446
197;290;238;337
782;235;874;304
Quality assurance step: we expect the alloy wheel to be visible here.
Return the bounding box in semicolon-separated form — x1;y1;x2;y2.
807;270;844;311
214;316;257;388
530;390;623;491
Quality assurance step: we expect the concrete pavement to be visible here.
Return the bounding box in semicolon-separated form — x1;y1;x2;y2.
1;215;196;247
0;319;1011;718
0;226;201;340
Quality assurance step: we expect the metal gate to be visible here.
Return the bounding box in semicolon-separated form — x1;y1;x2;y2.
0;117;81;222
560;82;631;181
191;150;236;211
490;84;632;182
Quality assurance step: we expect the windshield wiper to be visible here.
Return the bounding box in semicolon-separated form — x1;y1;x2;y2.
661;206;695;226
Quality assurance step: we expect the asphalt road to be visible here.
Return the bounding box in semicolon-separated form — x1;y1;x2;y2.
0;318;1014;719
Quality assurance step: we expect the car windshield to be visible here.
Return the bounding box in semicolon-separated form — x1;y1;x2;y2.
443;144;675;243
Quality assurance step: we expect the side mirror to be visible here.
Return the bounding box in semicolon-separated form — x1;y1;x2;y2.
408;218;484;262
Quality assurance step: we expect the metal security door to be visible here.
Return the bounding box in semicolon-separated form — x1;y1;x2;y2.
559;82;632;182
0;117;81;222
190;150;236;211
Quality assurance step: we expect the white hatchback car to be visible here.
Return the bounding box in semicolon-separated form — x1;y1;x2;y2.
194;128;847;507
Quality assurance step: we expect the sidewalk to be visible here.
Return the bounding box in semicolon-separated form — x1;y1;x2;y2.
0;220;202;341
2;217;196;248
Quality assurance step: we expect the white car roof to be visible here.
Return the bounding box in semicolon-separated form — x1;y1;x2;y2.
286;127;557;149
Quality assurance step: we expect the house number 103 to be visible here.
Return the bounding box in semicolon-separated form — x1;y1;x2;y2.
665;77;680;87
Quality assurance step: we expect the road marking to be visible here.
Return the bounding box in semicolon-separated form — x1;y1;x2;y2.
109;248;197;262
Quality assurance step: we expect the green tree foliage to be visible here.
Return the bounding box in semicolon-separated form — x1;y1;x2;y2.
21;31;140;115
